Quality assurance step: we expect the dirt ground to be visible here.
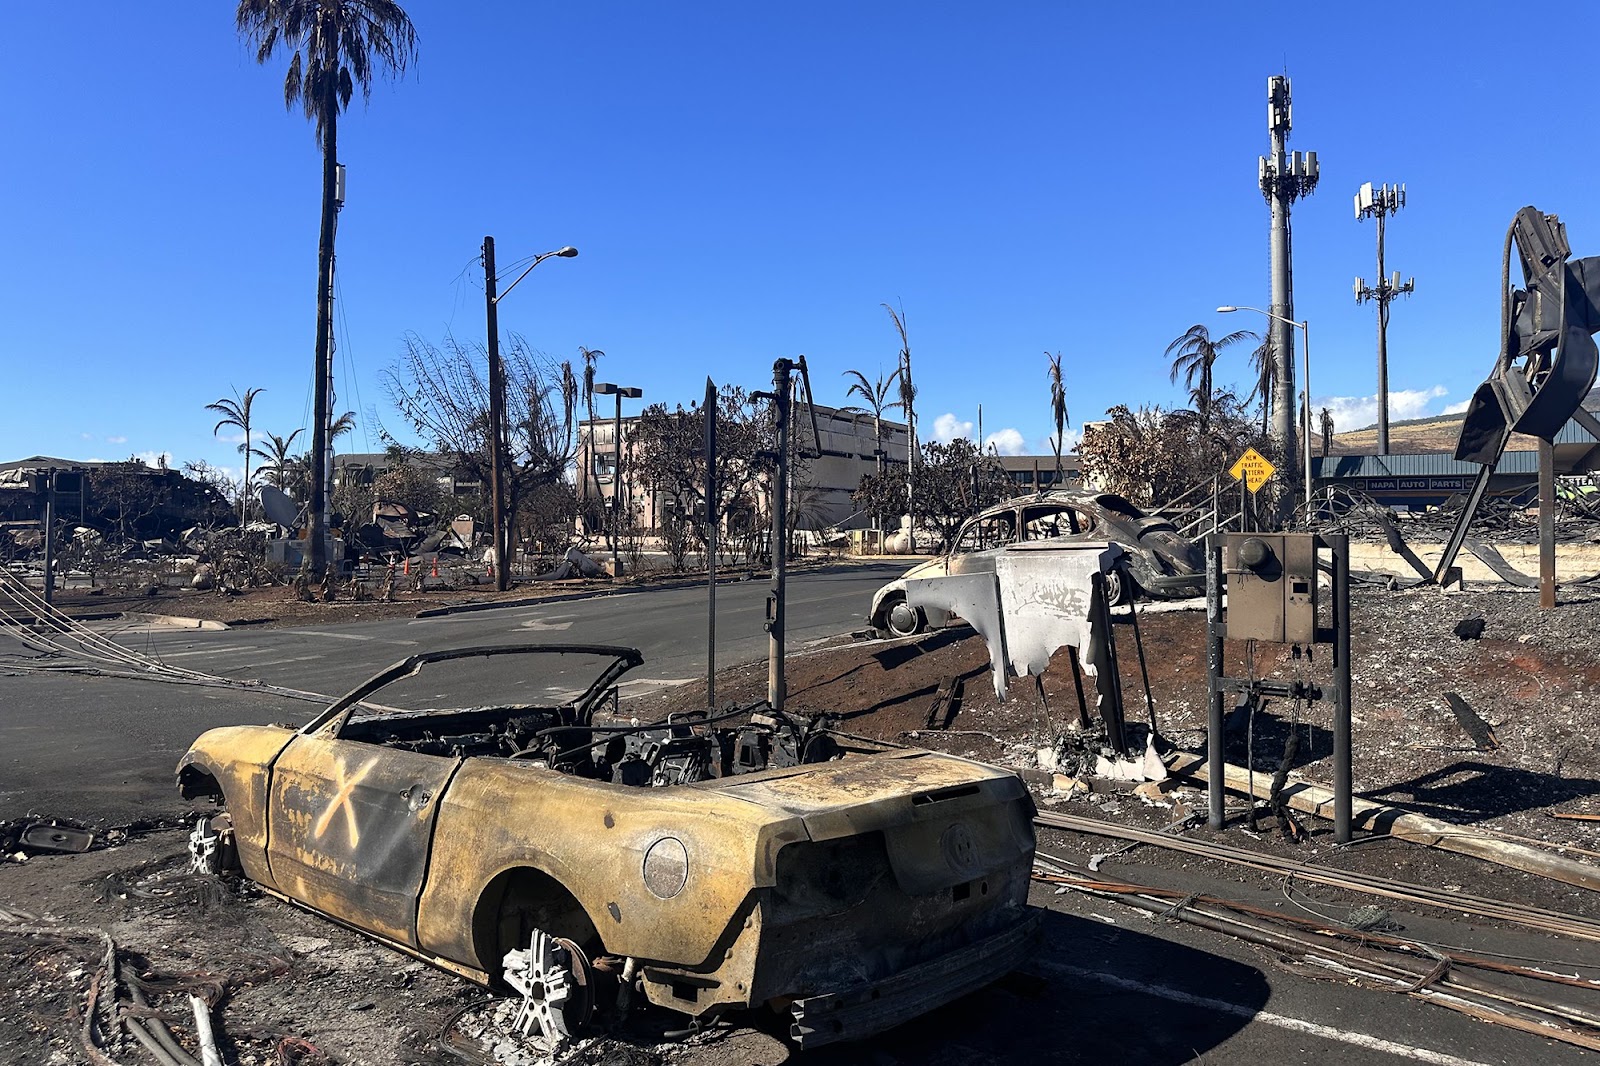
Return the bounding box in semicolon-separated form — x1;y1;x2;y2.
5;581;1600;1064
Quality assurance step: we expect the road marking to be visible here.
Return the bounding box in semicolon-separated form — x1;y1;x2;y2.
235;654;327;669
295;631;416;645
1035;962;1498;1066
313;757;376;847
518;619;573;631
149;646;260;659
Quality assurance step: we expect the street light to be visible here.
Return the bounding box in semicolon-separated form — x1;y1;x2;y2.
1218;304;1314;509
483;239;579;591
593;381;643;576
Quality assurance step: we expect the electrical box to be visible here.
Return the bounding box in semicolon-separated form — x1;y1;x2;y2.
1223;533;1318;643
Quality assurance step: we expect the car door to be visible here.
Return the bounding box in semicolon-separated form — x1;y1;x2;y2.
266;732;460;947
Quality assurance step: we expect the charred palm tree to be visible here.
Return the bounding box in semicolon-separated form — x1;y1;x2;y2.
236;0;417;572
577;346;605;520
883;302;917;550
207;387;265;526
1165;324;1255;429
1247;337;1277;435
1046;351;1068;480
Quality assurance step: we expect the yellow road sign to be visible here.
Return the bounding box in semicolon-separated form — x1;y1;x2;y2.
1229;447;1276;493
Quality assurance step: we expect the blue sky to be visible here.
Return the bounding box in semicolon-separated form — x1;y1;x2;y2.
5;1;1600;480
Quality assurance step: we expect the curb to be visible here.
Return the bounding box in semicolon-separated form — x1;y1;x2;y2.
122;612;231;631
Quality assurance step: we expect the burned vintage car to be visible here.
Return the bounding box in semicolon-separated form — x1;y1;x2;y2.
870;489;1206;636
177;645;1038;1048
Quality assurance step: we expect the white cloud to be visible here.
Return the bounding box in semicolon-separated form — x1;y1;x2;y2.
1442;400;1470;415
1316;385;1448;433
931;412;974;443
133;450;173;469
80;432;93;440
1037;428;1083;455
106;435;127;444
985;428;1026;455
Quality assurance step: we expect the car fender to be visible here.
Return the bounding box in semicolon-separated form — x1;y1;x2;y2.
176;725;297;890
870;575;951;630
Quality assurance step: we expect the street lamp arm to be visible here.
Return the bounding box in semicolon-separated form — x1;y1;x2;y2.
1219;304;1304;330
494;246;579;305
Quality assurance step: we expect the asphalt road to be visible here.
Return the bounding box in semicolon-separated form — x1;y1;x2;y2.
0;563;902;824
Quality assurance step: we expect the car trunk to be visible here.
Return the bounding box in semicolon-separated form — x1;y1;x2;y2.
698;751;1036;1004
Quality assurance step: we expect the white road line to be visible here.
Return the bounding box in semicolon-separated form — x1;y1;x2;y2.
146;646;261;659
233;654;327;669
295;631;416;645
1035;962;1499;1066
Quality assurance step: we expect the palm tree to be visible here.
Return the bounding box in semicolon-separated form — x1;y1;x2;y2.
329;410;356;442
842;367;904;530
1246;337;1277;434
207;387;265;526
250;428;305;491
1165;324;1255;428
883;302;916;550
1046;351;1068;480
236;0;418;572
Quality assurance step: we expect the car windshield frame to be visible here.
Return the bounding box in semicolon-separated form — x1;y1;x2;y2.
299;644;646;738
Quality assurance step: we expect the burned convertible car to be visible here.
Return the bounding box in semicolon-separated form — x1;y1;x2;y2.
177;645;1038;1048
870;489;1206;636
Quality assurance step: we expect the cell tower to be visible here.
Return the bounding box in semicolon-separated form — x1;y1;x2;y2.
1260;75;1319;478
1354;182;1414;456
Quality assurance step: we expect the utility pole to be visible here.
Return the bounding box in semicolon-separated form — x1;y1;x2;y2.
41;468;56;608
1260;75;1318;510
1355;182;1415;455
593;382;642;576
482;236;511;591
765;358;794;712
705;378;718;707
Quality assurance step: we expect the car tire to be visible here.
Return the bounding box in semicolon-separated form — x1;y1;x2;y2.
881;594;924;638
1102;568;1135;607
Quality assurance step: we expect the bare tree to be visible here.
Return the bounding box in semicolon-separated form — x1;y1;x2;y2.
383;332;578;555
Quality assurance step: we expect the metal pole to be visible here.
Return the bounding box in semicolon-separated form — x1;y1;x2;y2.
1331;533;1353;844
483;236;510;592
1205;534;1226;830
42;469;56;608
1376;210;1390;456
1267;123;1296;476
768;359;792;712
612;392;623;577
1539;438;1557;609
705;378;718;706
1301;320;1313;509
